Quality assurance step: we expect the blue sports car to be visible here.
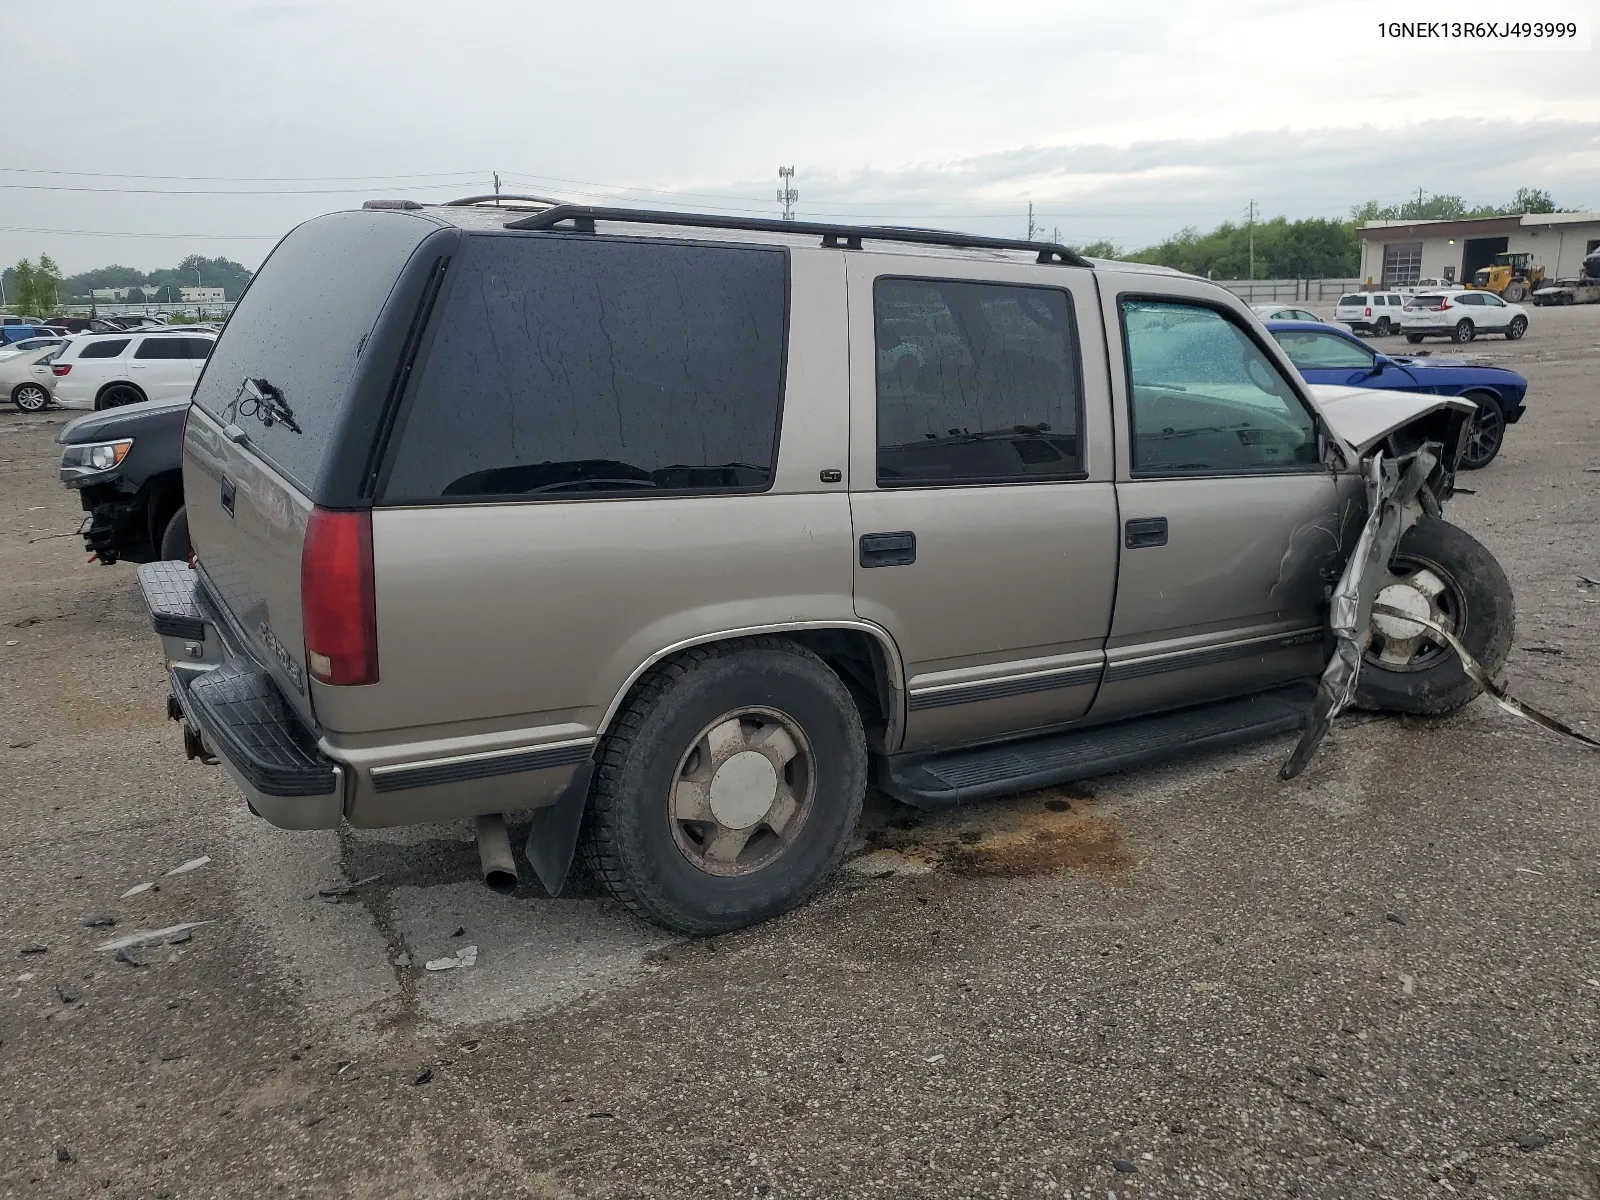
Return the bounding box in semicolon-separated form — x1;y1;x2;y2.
1267;319;1527;469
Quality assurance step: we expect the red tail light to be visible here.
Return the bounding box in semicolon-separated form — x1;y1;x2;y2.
1437;300;1452;310
301;508;378;686
1364;307;1373;317
52;364;71;376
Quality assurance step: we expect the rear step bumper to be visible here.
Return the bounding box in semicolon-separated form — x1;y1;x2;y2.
882;683;1316;809
140;561;343;829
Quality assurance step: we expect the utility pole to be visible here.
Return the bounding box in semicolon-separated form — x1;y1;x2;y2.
1026;202;1039;241
1247;200;1256;280
776;167;798;221
494;171;501;206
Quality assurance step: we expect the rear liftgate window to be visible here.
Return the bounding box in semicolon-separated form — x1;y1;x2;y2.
381;236;788;501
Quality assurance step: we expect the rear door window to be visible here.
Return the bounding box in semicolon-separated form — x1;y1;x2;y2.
191;210;434;494
79;339;130;359
381;234;789;502
872;277;1082;486
134;338;185;359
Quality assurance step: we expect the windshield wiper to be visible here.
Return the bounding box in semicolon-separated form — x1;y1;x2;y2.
235;377;302;434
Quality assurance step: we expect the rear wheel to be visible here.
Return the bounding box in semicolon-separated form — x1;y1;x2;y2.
1504;281;1525;303
1405;333;1425;344
1356;518;1513;716
96;383;146;410
1375;317;1393;336
1505;315;1527;340
582;637;868;935
11;383;49;413
1451;319;1475;343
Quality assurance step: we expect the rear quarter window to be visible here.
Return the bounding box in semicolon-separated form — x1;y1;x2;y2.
1337;294;1364;307
79;339;131;359
379;234;789;502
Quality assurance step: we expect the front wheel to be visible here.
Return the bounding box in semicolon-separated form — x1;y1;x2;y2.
96;383;146;410
159;506;191;561
1505;315;1527;340
1451;319;1476;343
1405;333;1425;344
1459;393;1505;470
582;637;868;935
1504;281;1525;303
11;383;49;412
1356;518;1514;716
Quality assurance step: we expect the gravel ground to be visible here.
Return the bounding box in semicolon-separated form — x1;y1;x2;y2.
1;305;1597;1200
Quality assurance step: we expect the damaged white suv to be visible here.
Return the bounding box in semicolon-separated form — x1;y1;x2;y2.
135;201;1513;933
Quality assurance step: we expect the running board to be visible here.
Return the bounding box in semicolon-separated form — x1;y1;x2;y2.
881;684;1316;809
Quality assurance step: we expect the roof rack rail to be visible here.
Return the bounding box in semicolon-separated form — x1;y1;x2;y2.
444;193;563;207
503;204;1092;267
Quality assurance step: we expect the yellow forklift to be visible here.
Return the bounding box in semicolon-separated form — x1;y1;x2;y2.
1469;252;1545;303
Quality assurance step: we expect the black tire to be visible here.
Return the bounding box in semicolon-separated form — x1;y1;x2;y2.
158;506;191;561
1504;281;1524;303
11;383;50;413
1505;315;1527;340
96;382;146;410
1375;317;1393;336
1356;518;1514;716
1451;319;1475;344
1405;333;1425;344
1459;392;1505;470
582;636;868;935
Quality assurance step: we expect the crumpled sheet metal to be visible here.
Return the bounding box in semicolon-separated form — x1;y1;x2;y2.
1371;603;1600;752
1280;446;1439;780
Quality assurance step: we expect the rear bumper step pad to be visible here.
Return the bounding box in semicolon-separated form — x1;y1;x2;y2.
883;684;1316;808
138;560;205;640
175;661;339;799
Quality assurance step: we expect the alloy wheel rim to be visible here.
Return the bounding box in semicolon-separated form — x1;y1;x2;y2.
1464;404;1504;465
103;386;140;408
1455;321;1474;342
15;385;47;411
1364;554;1467;673
668;706;816;878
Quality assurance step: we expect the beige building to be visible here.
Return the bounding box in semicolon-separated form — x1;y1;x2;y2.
1358;212;1600;289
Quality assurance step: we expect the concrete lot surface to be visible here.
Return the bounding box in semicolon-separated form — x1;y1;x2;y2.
2;307;1598;1199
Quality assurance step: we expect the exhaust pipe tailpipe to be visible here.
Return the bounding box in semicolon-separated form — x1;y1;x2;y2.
475;813;519;893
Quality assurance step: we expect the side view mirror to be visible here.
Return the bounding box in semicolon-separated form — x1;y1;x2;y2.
1367;355;1392;374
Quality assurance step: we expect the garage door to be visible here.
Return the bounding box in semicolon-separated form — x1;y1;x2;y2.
1382;242;1422;288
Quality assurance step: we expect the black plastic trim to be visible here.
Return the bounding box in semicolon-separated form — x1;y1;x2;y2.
371;740;594;794
178;660;339;798
503;204;1093;267
907;663;1103;711
1103;630;1322;684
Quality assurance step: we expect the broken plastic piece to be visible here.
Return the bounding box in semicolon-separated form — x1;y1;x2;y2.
95;922;213;953
423;945;479;972
120;882;156;899
164;856;211;876
315;873;383;898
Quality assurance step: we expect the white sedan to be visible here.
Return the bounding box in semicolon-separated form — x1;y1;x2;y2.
0;345;62;412
1251;304;1327;323
1401;289;1529;344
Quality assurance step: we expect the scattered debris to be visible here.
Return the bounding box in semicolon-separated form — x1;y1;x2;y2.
114;948;143;968
394;953;411;969
587;1112;615;1120
1515;867;1546;877
164;857;211;877
1578;573;1600;587
8;740;33;749
450;926;466;938
1385;912;1406;926
166;929;192;945
55;983;77;1005
315;874;383;899
159;1051;185;1062
55;1146;72;1163
1522;645;1563;655
412;1068;433;1086
1514;1132;1547;1151
119;882;156;900
843;848;936;878
4;640;16;648
95;923;212;953
1307;1064;1328;1079
82;916;115;928
1400;973;1417;996
922;1054;946;1064
1373;604;1600;752
1113;1159;1138;1174
304;1114;325;1128
19;946;47;956
424;945;478;972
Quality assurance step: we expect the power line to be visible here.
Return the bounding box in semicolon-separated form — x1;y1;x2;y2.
0;181;482;196
0;225;277;240
0;167;487;182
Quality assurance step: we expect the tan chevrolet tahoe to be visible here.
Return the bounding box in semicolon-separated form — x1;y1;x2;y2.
138;199;1513;934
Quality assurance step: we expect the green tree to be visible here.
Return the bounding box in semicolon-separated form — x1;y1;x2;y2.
9;259;41;314
1072;239;1123;259
33;255;62;311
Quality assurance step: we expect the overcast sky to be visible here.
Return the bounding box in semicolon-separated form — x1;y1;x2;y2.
6;0;1598;274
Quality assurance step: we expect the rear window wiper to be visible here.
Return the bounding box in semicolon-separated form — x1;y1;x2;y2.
234;377;302;434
